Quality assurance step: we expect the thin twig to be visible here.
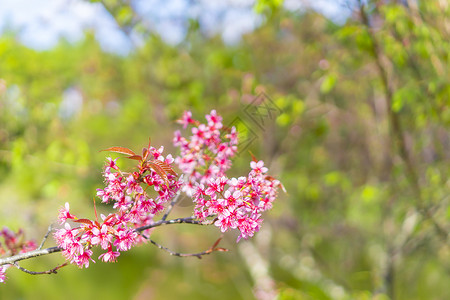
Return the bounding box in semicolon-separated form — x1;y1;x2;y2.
38;224;53;250
161;178;183;221
161;194;180;221
13;262;68;275
141;234;227;259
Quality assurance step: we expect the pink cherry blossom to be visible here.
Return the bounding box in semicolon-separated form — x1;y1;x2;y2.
57;202;75;225
0;265;7;283
250;160;268;174
91;224;112;250
236;213;262;242
177;110;195;129
113;228;137;251
99;249;120;263
73;249;95;268
51;110;281;271
214;208;238;232
104;157;119;173
53;223;78;249
173;111;282;242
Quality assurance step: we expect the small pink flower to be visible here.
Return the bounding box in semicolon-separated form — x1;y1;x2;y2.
224;190;241;207
225;126;238;145
173;130;185;147
114;228;137;251
209;198;227;215
91;224;112;250
214;208;237;232
54;223;78;249
73;249;95;268
126;174;144;194
177;111;194;129
67;238;84;256
0;265;8;283
58;202;76;225
206;110;223;129
96;188;110;203
236;214;262;242
138;197;156;213
104;157;119;173
150;201;165;215
250;160;268;174
192;184;205;200
20;240;38;253
99;249;120;263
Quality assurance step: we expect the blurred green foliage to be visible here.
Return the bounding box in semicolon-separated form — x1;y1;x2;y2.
0;0;449;299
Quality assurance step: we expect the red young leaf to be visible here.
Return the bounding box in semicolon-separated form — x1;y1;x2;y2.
127;155;143;161
142;138;152;161
147;161;169;186
101;147;136;156
151;159;177;176
211;237;223;249
142;148;148;161
93;197;98;222
147;137;152;151
248;150;258;162
73;219;94;226
103;214;116;223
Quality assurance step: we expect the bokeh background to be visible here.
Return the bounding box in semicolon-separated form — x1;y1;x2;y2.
0;0;449;299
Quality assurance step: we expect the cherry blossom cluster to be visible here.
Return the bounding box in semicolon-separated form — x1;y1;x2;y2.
1;110;282;281
174;111;282;242
191;161;280;242
53;146;181;268
0;227;37;283
173;110;238;196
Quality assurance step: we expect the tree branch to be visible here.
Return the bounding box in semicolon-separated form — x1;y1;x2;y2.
142;235;227;259
134;216;216;233
0;246;62;266
0;216;216;267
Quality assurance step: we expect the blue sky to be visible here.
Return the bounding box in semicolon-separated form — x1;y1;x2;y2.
0;0;349;54
0;0;132;53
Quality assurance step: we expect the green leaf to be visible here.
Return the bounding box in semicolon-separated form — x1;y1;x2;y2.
276;113;291;127
254;0;284;13
392;94;403;112
320;74;337;94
